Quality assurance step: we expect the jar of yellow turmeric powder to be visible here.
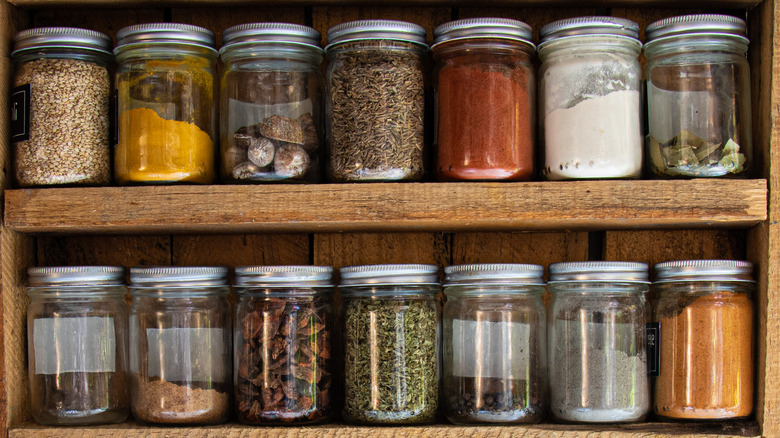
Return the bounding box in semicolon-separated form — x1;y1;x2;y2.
114;23;217;184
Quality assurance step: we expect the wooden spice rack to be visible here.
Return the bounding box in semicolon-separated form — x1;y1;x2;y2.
0;0;776;437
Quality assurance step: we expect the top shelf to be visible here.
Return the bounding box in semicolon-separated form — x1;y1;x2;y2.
5;0;764;7
3;180;767;235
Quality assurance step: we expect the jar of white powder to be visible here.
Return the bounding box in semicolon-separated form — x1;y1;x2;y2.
548;262;650;423
538;17;642;180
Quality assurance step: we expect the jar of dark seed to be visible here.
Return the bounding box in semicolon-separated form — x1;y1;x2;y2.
234;266;335;425
128;267;230;425
442;264;546;424
219;23;324;183
325;20;428;182
26;266;129;425
11;27;113;187
340;264;440;424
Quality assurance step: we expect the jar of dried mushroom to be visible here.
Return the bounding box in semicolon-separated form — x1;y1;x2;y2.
653;260;754;420
11;27;113;187
442;264;546;424
114;23;217;184
26;266;129;425
548;262;650;423
219;23;324;183
538;17;643;180
234;266;334;424
340;264;440;424
325;20;428;181
645;15;752;177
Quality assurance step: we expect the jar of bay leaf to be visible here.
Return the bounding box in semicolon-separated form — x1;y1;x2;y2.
114;23;217;184
340;264;440;424
26;266;129;425
220;23;324;183
644;14;752;177
325;20;428;181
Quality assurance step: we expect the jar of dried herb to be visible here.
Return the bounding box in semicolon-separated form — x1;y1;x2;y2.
548;262;650;423
234;266;335;424
11;27;113;187
652;260;754;420
114;23;217;184
340;264;440;424
219;23;324;183
432;18;535;181
645;15;752;177
26;266;129;426
442;264;546;424
325;20;428;182
128;267;230;425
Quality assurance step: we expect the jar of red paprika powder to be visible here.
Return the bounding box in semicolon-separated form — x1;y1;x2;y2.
432;18;536;181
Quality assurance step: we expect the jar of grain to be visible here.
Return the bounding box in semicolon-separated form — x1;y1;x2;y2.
548;262;650;423
652;260;754;420
220;23;324;183
114;23;217;184
325;20;428;182
340;264;440;424
432;18;536;181
645;15;752;177
26;266;129;425
234;266;335;425
11;27;113;187
442;264;546;424
538;17;643;180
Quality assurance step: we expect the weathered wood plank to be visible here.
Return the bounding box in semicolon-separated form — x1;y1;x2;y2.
451;231;589;269
603;230;746;265
171;6;305;45
172;234;310;267
313;232;448;269
35;235;171;267
30;7;164;41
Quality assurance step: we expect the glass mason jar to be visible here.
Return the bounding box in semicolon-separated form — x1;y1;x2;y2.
219;23;324;183
538;17;643;180
340;264;440;424
128;267;230;425
652;260;754;420
548;262;650;423
114;23;217;184
432;18;536;181
11;27;112;187
234;266;335;425
326;20;428;182
645;15;752;178
26;266;129;425
442;264;546;424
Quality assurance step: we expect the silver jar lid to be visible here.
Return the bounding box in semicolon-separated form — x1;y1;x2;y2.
432;18;534;48
28;266;125;286
326;19;428;50
235;265;333;287
220;22;322;52
654;260;754;283
12;27;113;57
116;23;216;49
540;16;640;44
340;264;439;286
549;261;649;283
645;14;747;43
129;266;227;287
444;263;544;286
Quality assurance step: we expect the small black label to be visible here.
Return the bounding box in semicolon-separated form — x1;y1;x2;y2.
110;89;118;147
647;322;660;376
10;84;31;142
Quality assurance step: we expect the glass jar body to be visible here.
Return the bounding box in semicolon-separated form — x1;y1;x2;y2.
114;43;217;184
539;36;642;180
548;282;650;423
27;287;129;425
433;39;535;181
442;285;546;424
653;281;753;419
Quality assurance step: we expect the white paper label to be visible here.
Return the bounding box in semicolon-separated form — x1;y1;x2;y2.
227;98;313;135
146;328;225;382
33;317;116;374
451;319;531;379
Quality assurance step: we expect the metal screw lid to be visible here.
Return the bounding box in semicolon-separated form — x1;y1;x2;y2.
28;266;125;286
326;19;428;50
220;22;322;52
549;261;649;283
235;265;333;287
129;266;228;287
444;263;544;286
433;18;534;48
645;14;748;43
339;264;439;286
540;16;640;44
654;260;754;283
12;27;113;57
116;23;216;49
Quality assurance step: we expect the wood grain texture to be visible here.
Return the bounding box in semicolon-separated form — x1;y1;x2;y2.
451;232;589;270
171;6;305;45
31;7;163;42
0;56;9;193
172;234;310;267
603;230;746;266
311;5;450;45
0;1;27;58
35;235;171;267
313;232;449;270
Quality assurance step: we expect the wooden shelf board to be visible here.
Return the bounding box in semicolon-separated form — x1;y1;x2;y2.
4;180;767;235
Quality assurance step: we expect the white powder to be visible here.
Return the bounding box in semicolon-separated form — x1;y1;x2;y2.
544;89;642;180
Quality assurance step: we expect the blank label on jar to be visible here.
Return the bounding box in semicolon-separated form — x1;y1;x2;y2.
146;328;225;382
33;316;116;374
451;319;530;379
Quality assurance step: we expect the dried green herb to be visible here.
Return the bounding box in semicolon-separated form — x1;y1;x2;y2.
647;130;747;177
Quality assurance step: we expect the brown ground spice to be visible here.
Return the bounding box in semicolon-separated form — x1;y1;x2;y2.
133;377;228;424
